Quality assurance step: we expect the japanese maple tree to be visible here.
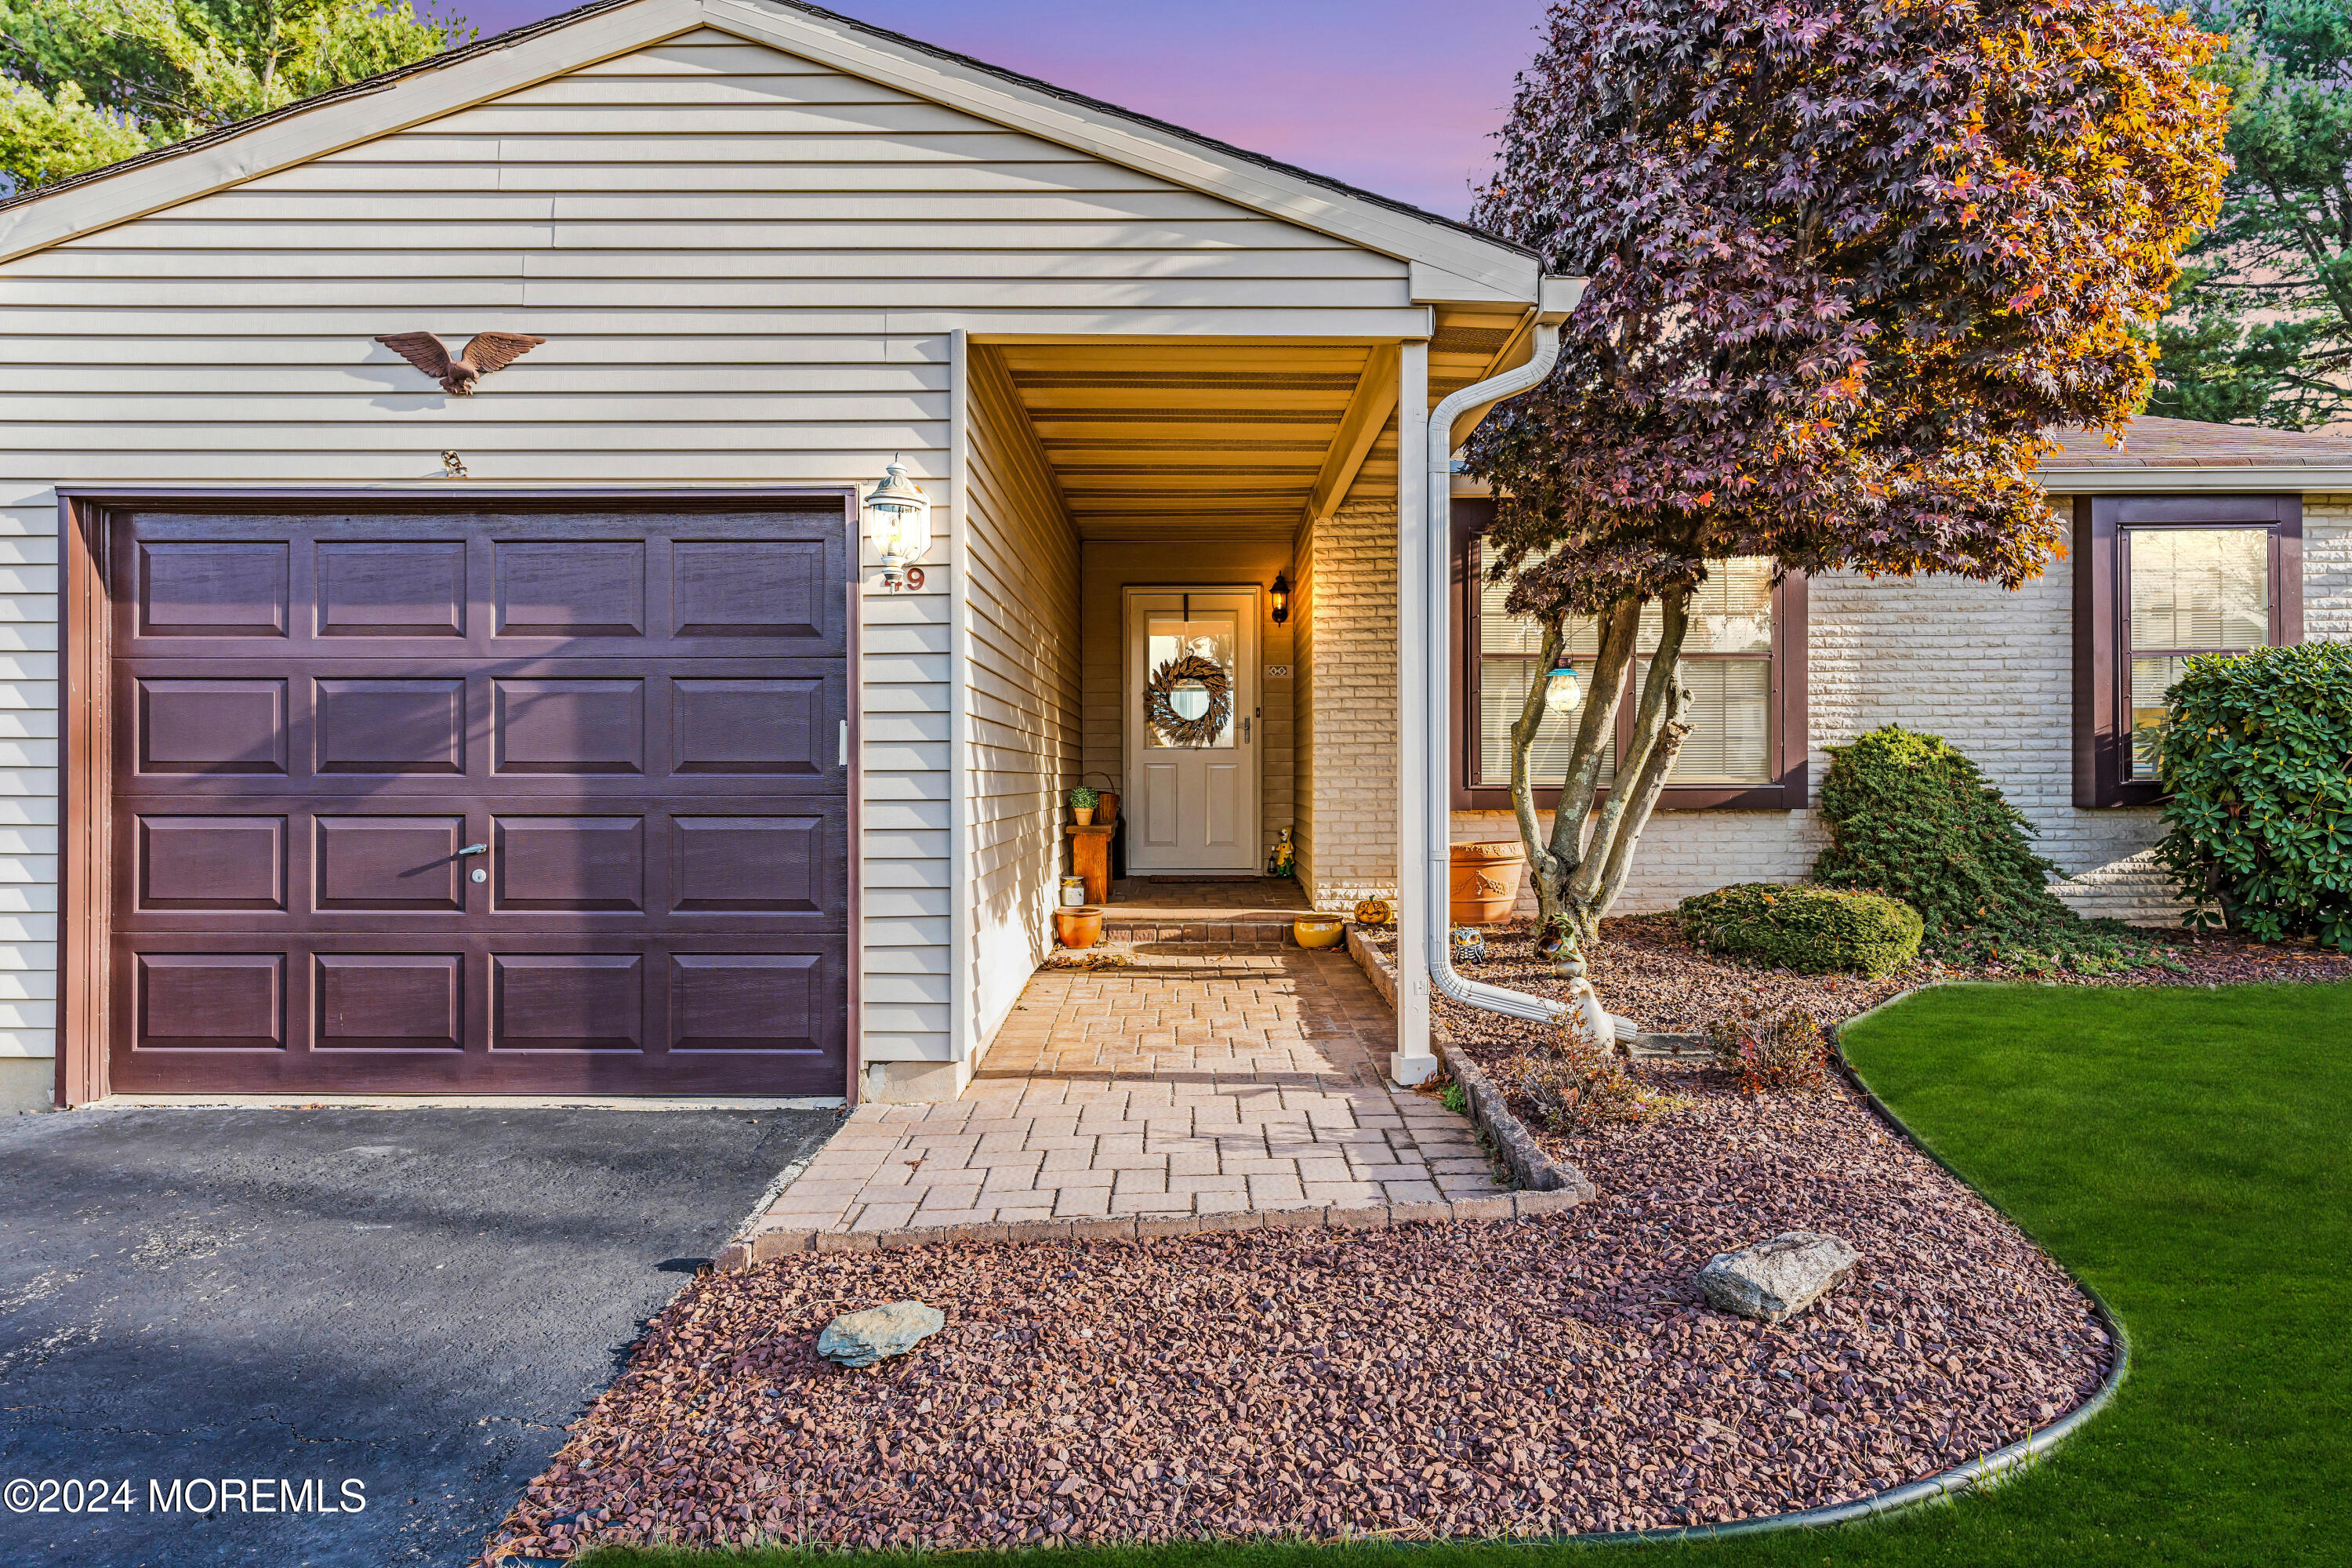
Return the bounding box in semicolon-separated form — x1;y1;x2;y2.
1463;0;2229;1005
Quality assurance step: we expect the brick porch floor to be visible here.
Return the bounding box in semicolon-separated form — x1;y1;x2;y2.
742;946;1509;1247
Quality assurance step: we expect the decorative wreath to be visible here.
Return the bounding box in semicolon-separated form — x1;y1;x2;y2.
1144;652;1232;747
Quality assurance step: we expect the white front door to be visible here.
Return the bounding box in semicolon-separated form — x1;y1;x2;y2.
1124;588;1260;873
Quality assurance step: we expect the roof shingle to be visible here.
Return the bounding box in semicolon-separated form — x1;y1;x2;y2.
2046;414;2352;468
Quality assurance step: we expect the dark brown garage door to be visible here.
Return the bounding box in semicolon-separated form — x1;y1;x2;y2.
106;499;849;1096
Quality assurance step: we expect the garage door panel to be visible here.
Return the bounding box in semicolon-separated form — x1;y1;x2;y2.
672;539;824;639
670;953;822;1052
673;815;822;913
492;953;645;1051
136;677;289;774
135;952;285;1051
493;815;645;912
494;540;646;637
315;815;465;912
137;541;289;639
107;501;848;1095
110;935;848;1094
315;677;466;775
673;677;824;775
314;953;463;1051
114;802;848;931
137;815;285;912
493;678;646;775
315;541;466;638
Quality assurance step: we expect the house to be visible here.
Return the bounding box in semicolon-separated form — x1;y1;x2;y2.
0;0;2342;1116
1450;416;2352;927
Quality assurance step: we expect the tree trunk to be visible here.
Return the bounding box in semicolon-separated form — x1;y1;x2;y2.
1502;586;1698;1037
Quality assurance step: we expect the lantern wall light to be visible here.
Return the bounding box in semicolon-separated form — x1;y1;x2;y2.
1544;660;1582;710
864;456;933;591
1270;571;1291;625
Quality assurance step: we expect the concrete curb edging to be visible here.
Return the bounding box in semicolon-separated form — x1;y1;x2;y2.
1345;925;1595;1200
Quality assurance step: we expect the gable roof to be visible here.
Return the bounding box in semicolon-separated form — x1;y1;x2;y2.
0;0;1540;299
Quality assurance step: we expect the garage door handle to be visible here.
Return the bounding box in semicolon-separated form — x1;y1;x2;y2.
457;843;488;856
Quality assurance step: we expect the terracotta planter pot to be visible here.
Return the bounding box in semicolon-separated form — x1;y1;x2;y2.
1449;840;1526;925
1094;789;1119;826
1292;915;1345;949
1053;906;1102;949
1071;806;1096;826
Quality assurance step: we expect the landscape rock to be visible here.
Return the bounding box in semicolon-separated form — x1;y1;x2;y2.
1696;1230;1859;1322
816;1300;944;1367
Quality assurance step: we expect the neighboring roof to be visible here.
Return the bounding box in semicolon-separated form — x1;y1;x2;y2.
1450;413;2352;499
2045;414;2352;469
0;0;1538;295
0;0;641;215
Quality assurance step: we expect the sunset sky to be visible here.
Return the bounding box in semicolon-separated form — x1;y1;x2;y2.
445;1;1548;218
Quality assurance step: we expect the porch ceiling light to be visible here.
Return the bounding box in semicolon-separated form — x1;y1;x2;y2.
864;457;932;591
1270;572;1291;625
1544;660;1582;710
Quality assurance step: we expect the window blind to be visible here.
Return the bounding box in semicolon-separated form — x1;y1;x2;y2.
1475;556;1773;790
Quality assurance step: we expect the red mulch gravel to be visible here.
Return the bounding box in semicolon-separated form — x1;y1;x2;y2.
1374;913;2352;1051
482;1069;2111;1559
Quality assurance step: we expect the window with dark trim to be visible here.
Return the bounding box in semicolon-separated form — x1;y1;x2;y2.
1451;498;1808;811
2073;494;2303;808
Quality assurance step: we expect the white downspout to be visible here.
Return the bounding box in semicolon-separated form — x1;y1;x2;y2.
1418;289;1616;1047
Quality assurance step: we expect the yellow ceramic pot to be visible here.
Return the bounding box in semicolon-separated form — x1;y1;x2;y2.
1293;915;1346;949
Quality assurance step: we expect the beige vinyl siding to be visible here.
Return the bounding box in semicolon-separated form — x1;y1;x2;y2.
0;24;1418;1083
0;503;55;1076
963;346;1081;1058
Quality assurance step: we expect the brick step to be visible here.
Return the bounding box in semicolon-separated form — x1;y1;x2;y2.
1097;914;1303;946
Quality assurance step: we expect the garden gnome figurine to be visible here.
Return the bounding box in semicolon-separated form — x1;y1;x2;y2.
1266;828;1295;878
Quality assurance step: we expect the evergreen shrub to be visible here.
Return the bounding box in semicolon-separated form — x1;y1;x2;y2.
1812;725;2176;973
1676;884;1922;976
2156;642;2352;952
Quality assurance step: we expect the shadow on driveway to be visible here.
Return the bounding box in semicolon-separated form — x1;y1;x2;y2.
0;1105;839;1566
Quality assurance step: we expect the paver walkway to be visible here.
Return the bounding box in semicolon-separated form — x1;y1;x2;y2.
742;946;1509;1250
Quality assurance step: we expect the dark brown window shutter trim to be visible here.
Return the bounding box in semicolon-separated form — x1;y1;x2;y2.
2072;493;2302;809
1449;499;1806;813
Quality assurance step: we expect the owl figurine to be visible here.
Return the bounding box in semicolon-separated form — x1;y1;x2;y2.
1449;926;1486;965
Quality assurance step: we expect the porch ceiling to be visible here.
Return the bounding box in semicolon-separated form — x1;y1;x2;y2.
993;342;1369;539
991;308;1534;542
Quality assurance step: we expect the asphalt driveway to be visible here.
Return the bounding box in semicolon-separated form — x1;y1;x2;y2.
0;1105;838;1567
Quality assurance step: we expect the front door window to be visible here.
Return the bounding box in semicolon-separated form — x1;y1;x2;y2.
1143;612;1237;750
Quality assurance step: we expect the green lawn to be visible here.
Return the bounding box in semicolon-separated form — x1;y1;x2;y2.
580;982;2350;1568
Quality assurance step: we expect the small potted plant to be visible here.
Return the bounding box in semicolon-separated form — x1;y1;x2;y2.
1068;786;1100;826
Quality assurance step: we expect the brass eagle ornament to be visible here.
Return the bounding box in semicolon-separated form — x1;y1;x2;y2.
375;330;546;394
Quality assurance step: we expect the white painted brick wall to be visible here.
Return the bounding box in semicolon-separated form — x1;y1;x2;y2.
1352;495;2352;927
1461;545;2178;919
2306;494;2352;642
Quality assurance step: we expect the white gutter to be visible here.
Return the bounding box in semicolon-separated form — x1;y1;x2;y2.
1417;284;1617;1048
